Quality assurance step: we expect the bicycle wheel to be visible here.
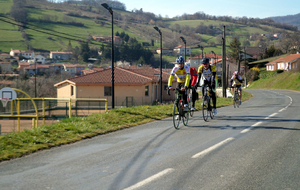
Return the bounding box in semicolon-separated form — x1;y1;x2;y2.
234;91;239;108
173;101;181;129
202;96;209;121
189;105;194;117
182;109;189;126
233;91;237;108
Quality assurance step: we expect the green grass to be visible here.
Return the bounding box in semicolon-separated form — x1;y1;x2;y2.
248;70;300;91
0;92;252;161
0;0;12;14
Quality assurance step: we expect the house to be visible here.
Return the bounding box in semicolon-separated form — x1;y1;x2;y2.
50;51;73;60
0;53;19;65
0;61;12;73
156;48;172;55
173;45;191;56
33;55;46;65
92;36;106;42
10;49;35;59
189;54;222;68
54;67;175;107
63;64;85;75
265;53;300;71
24;64;50;76
245;47;266;60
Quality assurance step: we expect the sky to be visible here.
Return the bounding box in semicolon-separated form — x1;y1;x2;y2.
120;0;300;19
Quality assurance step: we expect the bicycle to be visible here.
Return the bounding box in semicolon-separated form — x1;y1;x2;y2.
232;86;240;108
188;89;194;117
202;84;214;121
168;88;189;129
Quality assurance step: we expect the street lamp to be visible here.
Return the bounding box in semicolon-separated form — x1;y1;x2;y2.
198;45;204;60
211;51;216;64
34;57;37;98
102;3;115;109
154;26;162;104
179;36;186;61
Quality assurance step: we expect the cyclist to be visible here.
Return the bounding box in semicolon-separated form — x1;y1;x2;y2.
185;62;198;111
197;58;217;115
230;71;244;105
168;56;190;112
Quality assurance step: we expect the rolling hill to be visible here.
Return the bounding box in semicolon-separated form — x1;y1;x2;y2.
0;0;298;59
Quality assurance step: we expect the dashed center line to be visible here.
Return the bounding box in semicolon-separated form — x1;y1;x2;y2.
123;168;174;190
192;137;235;158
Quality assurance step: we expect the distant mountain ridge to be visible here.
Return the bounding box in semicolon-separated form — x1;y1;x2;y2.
269;13;300;29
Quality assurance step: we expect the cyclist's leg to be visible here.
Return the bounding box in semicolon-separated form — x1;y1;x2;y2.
178;83;187;105
231;83;235;97
209;85;217;109
238;85;242;102
192;87;197;108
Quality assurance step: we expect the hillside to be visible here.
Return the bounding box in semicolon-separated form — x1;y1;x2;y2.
248;70;300;91
0;0;299;61
269;13;300;29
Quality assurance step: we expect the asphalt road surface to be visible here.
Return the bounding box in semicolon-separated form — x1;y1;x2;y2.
0;89;299;190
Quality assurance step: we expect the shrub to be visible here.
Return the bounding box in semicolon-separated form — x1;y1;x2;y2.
246;67;260;82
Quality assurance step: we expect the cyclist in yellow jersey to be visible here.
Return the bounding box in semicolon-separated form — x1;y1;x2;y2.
168;56;191;111
197;58;217;115
230;71;244;105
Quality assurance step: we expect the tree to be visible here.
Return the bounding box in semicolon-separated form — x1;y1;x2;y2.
10;0;27;23
228;37;241;63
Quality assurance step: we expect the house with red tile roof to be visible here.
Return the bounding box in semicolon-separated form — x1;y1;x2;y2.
265;53;300;71
54;67;175;107
10;49;35;59
173;45;191;56
50;51;72;60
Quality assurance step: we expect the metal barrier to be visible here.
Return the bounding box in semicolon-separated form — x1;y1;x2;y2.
0;97;107;132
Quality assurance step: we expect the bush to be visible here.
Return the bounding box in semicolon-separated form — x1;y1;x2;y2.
246;67;260;82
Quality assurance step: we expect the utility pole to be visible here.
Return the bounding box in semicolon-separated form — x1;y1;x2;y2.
222;25;226;98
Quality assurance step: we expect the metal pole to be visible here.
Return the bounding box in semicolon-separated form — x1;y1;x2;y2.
160;32;162;104
184;42;186;61
111;11;114;109
238;52;240;73
35;59;37;98
222;25;226;98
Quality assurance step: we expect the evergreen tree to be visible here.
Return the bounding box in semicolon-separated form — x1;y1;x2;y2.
228;37;241;63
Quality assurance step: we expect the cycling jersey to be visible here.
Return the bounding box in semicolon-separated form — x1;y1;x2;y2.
168;65;190;87
230;75;243;86
190;66;198;86
198;65;216;81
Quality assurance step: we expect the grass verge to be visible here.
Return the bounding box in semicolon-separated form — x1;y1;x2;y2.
0;91;252;162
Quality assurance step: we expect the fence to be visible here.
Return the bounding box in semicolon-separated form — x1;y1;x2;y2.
0;98;107;134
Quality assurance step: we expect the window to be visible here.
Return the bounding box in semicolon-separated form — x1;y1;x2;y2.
71;86;74;96
104;86;112;96
145;86;149;96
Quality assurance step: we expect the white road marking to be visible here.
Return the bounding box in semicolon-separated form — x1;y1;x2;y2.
192;137;234;158
123;168;174;190
240;121;263;133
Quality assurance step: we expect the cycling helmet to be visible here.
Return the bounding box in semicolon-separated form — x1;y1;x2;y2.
202;58;210;64
234;71;239;75
176;56;185;64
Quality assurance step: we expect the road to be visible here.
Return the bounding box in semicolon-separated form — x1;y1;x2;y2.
0;89;299;190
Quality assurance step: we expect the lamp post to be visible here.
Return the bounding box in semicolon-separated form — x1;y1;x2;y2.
34;57;37;98
179;36;186;61
198;45;204;60
102;3;115;109
154;26;162;104
211;50;217;80
222;25;226;98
